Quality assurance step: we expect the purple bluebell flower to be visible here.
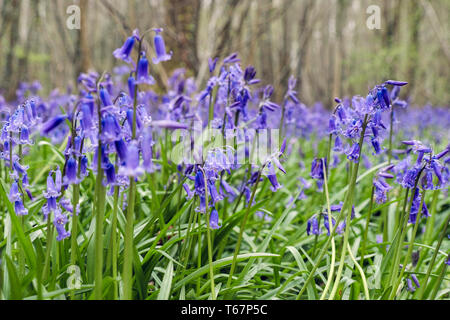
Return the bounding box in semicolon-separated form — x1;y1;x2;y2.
41;115;67;135
346;143;360;162
113;35;136;64
194;170;205;196
222;52;240;65
128;75;136;98
208;180;223;204
209;208;221;229
99;85;113;107
9;181;21;203
310;158;324;180
307;215;320;236
101;113;122;143
411;274;420;288
80;156;88;178
183;183;193;200
63;157;79;185
152;28;172;64
104;162;116;186
406;278;416;292
208;57;218;73
119;140;144;177
53;208;71;241
136;52;155;85
266;161;282;192
142;126;154;173
14;200;28;216
80;103;94;132
385;80;408;86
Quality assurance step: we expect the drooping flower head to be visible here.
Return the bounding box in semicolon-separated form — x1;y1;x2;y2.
152;28;172;64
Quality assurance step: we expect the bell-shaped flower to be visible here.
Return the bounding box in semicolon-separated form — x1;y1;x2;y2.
136;52;155;85
113;35;136;64
119;140;144;177
54;208;71;241
152;28;172;64
209;208;221;229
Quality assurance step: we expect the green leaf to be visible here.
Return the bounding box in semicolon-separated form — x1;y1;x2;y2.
157;260;174;300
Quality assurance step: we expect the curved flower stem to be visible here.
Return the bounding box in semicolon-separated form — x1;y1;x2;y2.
69;182;80;299
123;40;142;300
70;127;82;300
199;167;216;300
346;242;370;300
93;78;107;300
226;166;264;294
42;215;54;282
417;212;449;299
390;189;426;299
387;166;424;295
385;187;410;288
429;258;448;299
328;114;368;300
111;185;120;300
360;184;375;268
196;204;202;295
319;159;336;300
312;134;333;259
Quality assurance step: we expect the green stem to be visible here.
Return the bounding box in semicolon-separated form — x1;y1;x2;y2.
329;115;368;300
319;159;336;300
390;189;426;299
69;183;80;298
111;186;120;300
417;212;449;299
199;167;216;299
346;242;370;300
122;41;143;299
429;258;448;300
360;184;375;268
42;216;54;282
226;167;264;293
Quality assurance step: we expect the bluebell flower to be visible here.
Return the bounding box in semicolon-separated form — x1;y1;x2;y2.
142;126;155;173
14;199;28;216
101;113;122;143
194;170;205;196
41;115;67;135
113;35;136;64
80;156;89;178
346;143;360;162
53;208;71;241
310;158;324;180
128;75;136;98
266;161;282;192
104;161;116;186
307;215;320;236
114;139;128;163
209;208;221;229
119;140;144;177
99;85;113;107
136;52;155;85
208;180;223;204
406;278;416;292
152;28;172;64
183;183;193;200
411;274;420;288
63;157;79;185
208;57;218;73
9;181;21;203
80;103;94;133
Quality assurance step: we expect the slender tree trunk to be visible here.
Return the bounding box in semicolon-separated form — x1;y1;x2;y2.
4;0;21;101
76;0;91;77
